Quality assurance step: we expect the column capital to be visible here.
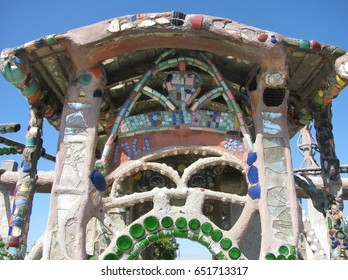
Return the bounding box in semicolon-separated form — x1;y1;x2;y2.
66;66;107;102
335;53;348;86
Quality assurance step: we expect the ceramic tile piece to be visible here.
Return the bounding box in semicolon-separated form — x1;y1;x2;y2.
247;152;257;166
247;166;259;185
257;33;268;42
120;22;134;31
66;111;87;128
107;19;120;32
262;112;282;119
189;15;203;30
248;184;261;199
263;120;282;135
155;17;170;25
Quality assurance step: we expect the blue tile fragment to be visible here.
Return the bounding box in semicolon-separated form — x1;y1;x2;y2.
13;217;24;227
113;145;119;163
247;152;257;166
248;183;261;199
248;166;259;185
331;240;340;249
23;162;31;173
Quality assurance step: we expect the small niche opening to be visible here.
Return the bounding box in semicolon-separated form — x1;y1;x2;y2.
263;88;285;107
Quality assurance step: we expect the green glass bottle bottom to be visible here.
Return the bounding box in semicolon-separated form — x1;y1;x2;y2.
211;229;223;242
265;253;276;260
201;222;213;235
103;253;119;260
278;245;289;255
161;216;173;228
228;247;241;260
188;219;201;231
175;217;187;229
220;238;232;250
116;235;132;251
144;216;159;232
129;223;145;239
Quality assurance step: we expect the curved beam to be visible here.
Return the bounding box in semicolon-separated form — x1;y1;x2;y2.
181;155;247;186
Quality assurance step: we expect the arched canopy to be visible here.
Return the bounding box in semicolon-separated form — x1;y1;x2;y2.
1;11;347;157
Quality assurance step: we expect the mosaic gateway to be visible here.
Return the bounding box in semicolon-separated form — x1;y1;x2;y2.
0;11;348;260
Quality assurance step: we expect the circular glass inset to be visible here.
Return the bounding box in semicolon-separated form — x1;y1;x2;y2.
90;170;106;191
144;216;159;232
220;238;232;250
265;253;276;260
129;224;145;239
190;175;206;187
116;235;132;251
175;217;187;229
78;72;92;86
277;255;286;260
211;229;223;242
189;219;201;231
288;255;297;260
161;216;173;228
149;175;165;188
103;253;119;260
228;247;241;260
278;245;289;255
201;222;213;235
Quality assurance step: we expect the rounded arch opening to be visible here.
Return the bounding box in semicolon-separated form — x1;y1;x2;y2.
96;215;244;260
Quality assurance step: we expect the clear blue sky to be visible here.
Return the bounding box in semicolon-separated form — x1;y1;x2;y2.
0;0;347;258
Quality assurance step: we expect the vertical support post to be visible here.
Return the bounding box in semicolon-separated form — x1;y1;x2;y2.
314;105;345;259
0;189;12;239
250;67;299;259
7;106;44;259
0;161;17;240
311;54;348;260
42;67;106;259
297;124;328;259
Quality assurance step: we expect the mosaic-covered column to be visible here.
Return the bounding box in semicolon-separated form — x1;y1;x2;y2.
10;107;44;259
313;54;348;259
0;164;14;259
42;67;106;259
0;161;17;244
0;189;11;240
250;67;299;259
1;52;47;259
